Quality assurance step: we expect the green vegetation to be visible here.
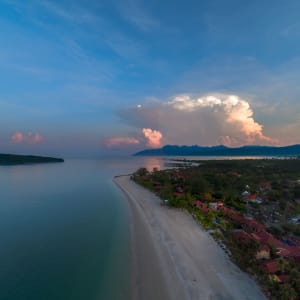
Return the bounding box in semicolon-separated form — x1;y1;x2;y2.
132;159;300;300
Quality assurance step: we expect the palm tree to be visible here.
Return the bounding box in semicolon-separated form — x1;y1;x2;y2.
289;267;300;295
278;258;289;273
277;283;297;300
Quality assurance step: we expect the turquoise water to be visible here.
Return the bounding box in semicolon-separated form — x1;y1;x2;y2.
0;156;270;299
0;158;164;300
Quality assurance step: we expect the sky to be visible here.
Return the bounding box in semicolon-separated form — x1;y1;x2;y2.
0;0;300;157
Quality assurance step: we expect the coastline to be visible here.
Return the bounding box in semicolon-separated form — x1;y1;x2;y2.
114;175;267;300
114;175;182;300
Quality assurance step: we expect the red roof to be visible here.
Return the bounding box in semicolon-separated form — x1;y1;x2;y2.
277;275;289;283
265;234;284;248
286;247;300;258
242;218;265;233
194;200;210;213
219;206;237;215
251;230;286;250
277;248;290;257
233;230;252;244
232;214;245;223
247;194;258;201
261;260;279;274
219;206;245;223
251;233;261;242
195;200;203;207
259;244;270;252
252;231;270;242
201;206;210;213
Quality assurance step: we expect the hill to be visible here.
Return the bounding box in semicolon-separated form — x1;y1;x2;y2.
134;144;300;157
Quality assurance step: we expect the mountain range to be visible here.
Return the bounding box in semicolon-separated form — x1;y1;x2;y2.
134;144;300;157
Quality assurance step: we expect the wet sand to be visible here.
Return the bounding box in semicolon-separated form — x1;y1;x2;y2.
114;175;266;300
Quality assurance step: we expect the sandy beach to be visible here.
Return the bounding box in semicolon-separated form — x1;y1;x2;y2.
114;175;267;300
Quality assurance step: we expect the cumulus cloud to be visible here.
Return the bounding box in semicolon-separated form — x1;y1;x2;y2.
104;128;163;149
117;94;276;147
11;131;44;144
104;136;140;148
142;128;163;148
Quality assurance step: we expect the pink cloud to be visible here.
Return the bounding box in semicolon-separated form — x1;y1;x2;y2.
11;131;44;145
105;136;140;148
165;94;279;146
142;128;163;148
32;133;44;144
118;94;278;147
11;132;24;144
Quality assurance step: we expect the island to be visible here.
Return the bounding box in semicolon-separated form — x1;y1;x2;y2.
0;154;64;165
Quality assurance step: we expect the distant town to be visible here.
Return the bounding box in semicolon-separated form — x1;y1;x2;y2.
132;159;300;300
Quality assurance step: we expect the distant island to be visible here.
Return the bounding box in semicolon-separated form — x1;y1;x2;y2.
0;154;64;165
134;144;300;157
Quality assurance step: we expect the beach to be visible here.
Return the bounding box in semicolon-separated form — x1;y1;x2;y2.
114;175;267;300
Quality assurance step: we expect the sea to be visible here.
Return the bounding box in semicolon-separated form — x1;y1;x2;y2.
0;157;164;300
0;155;275;300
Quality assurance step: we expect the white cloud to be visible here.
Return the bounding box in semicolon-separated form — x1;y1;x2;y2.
118;93;277;147
142;128;162;147
104;136;140;148
167;94;275;145
115;0;159;31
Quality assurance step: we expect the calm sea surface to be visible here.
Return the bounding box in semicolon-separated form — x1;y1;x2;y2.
0;155;270;300
0;157;165;300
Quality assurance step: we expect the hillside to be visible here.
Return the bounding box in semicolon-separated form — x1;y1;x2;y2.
134;144;300;156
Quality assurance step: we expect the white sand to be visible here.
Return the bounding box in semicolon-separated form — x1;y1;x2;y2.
114;175;266;300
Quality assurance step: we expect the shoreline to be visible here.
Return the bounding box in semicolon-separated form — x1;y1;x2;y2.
114;175;182;300
114;175;266;300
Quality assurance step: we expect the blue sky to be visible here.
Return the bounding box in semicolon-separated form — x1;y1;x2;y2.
0;0;300;157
